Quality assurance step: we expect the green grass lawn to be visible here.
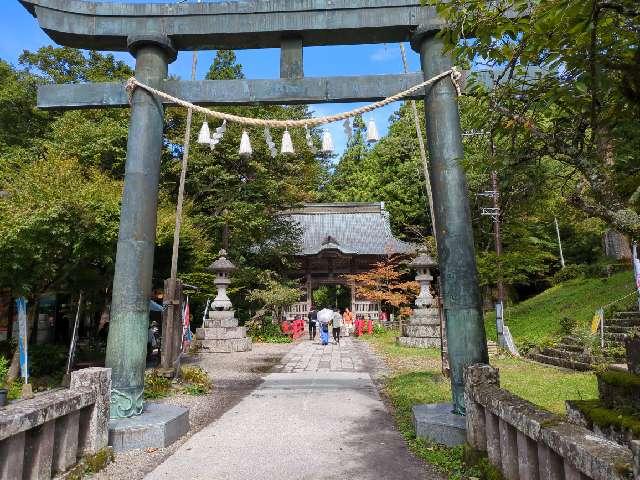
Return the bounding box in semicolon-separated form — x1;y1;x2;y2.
485;270;636;346
362;329;598;478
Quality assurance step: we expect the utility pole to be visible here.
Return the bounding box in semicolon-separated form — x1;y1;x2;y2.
161;3;199;374
480;171;505;346
554;217;566;269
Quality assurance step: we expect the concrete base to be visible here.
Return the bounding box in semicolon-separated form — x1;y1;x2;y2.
108;403;189;452
412;403;466;447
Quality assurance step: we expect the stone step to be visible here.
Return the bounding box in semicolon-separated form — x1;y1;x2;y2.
203;318;239;329
528;353;593;371
403;325;440;338
603;332;630;342
604;325;636;334
605;317;640;327
597;370;640;413
612;311;640;319
542;347;591;363
196;326;247;340
555;343;585;353
200;337;252;353
397;336;440;348
560;335;585;346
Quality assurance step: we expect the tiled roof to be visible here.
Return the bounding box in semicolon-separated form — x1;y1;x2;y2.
283;203;415;256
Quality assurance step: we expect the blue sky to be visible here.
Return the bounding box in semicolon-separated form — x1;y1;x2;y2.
1;0;424;154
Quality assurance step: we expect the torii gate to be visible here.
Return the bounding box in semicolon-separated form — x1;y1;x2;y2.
19;0;489;418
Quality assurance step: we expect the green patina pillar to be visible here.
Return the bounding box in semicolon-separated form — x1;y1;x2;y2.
411;29;489;415
106;35;177;419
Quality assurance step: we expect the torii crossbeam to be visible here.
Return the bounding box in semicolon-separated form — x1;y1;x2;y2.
20;0;489;418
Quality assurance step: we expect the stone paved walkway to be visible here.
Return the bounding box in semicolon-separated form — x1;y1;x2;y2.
272;337;368;373
145;339;438;480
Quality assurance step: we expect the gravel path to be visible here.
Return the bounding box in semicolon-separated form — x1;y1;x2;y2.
93;342;295;480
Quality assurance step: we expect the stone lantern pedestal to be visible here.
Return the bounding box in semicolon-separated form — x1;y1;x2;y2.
397;249;441;348
196;250;252;353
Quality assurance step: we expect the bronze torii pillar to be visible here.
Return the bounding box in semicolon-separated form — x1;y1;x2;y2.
412;28;489;414
106;35;177;418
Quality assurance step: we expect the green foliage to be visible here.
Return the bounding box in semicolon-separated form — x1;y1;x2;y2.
485;270;636;345
0;155;121;297
597;369;640;391
143;370;172;400
7;379;23;401
425;0;640;236
571;399;640;438
29;344;67;378
372;323;387;336
68;447;115;480
552;265;587;285
559;316;578;335
247;272;302;321
246;319;292;343
0;355;8;387
180;365;212;395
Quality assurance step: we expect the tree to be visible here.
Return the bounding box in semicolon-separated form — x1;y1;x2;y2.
0;155;122;381
425;0;640;236
344;256;419;317
247;272;302;321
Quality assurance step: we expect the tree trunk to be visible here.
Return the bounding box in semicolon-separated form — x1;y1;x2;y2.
7;295;39;384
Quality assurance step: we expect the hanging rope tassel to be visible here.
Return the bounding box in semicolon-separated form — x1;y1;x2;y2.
239;130;253;158
281;129;295;155
367;119;380;143
321;130;334;154
197;121;211;144
305;127;317;154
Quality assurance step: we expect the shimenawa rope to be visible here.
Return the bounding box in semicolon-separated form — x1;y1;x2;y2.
124;67;462;129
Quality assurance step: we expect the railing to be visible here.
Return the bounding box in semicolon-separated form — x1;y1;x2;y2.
593;289;639;348
353;301;380;321
284;302;308;321
465;364;637;480
0;367;111;479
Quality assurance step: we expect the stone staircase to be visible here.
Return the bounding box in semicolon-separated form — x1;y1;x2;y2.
529;336;595;371
602;311;640;347
528;311;640;371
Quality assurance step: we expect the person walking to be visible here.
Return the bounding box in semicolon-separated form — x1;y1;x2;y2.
308;305;318;340
342;307;354;336
332;308;343;344
317;308;332;346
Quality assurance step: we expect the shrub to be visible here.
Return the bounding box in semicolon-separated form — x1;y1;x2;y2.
29;344;67;378
0;356;8;388
552;264;586;285
247;319;292;343
143;370;172;399
372;323;387;336
180;365;212;395
559;316;578;334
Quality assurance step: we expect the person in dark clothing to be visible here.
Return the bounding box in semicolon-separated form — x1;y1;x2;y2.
308;305;318;340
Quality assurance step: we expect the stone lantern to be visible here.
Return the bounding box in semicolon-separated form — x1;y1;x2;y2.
195;250;252;353
210;249;235;311
397;248;441;349
410;249;436;308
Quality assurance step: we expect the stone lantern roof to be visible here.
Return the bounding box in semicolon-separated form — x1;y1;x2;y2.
208;249;236;273
409;248;437;269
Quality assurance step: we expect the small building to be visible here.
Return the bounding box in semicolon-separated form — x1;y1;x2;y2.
282;202;414;320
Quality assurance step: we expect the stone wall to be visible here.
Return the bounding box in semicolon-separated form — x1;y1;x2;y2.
465;364;636;480
0;367;111;479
